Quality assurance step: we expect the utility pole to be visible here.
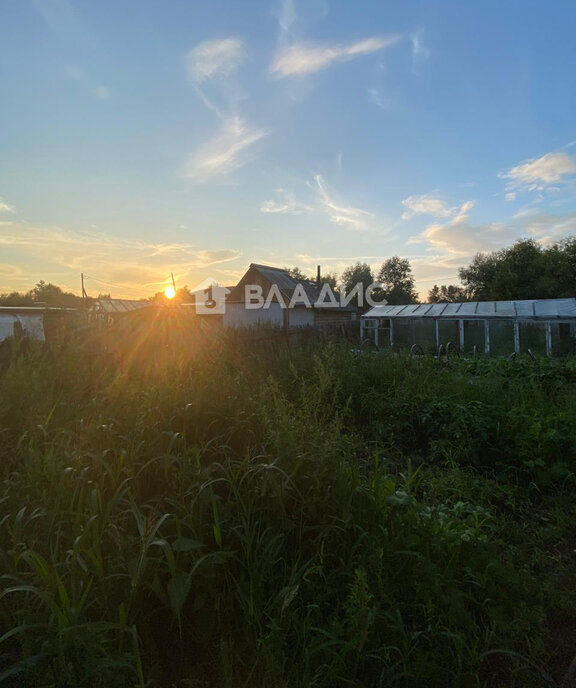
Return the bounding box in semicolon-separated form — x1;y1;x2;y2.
81;273;88;299
171;272;176;292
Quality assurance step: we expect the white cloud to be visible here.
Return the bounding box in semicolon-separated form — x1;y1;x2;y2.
260;188;313;214
0;198;15;213
314;174;374;232
186;38;245;83
184;116;267;181
367;87;389;110
401;194;474;222
505;192;517;202
411;202;576;265
271;35;400;77
500;152;576;192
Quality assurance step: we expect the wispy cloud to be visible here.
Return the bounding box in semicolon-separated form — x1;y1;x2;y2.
314;174;374;232
367;87;390;111
0;222;241;295
271;35;401;77
186;38;245;83
0;198;15;214
500;151;576;192
276;0;297;42
260;188;313;214
184;116;267;181
66;65;110;100
260;175;380;232
410;29;430;74
92;85;110;100
401;194;473;221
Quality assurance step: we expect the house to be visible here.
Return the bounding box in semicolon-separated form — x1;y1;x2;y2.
224;263;358;330
361;298;576;356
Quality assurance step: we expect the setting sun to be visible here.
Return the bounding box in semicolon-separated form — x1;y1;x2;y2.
164;286;176;299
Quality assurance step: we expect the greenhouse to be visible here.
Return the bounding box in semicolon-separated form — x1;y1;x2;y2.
360;298;576;356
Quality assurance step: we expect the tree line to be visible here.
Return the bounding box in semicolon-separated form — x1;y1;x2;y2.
2;237;575;308
295;236;576;305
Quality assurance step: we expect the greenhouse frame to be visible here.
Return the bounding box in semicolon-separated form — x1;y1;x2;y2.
360;298;576;356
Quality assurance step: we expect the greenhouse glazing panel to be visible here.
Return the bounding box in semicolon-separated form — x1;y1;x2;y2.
489;320;514;356
393;320;413;349
551;322;575;356
519;322;546;355
438;320;460;348
463;320;485;353
378;319;391;348
413;319;436;352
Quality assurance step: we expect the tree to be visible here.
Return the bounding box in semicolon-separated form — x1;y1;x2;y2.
0;291;34;306
428;284;467;303
376;256;418;305
285;267;308;281
30;281;86;307
458;238;576;300
320;271;339;291
341;262;374;308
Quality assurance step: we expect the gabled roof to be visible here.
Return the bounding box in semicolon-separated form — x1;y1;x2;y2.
229;263;355;309
363;298;576;320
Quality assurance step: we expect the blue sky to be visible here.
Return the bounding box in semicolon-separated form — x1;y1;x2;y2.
1;0;576;299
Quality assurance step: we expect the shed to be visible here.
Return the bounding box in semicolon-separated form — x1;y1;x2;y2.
226;263;357;330
0;307;51;342
361;299;576;356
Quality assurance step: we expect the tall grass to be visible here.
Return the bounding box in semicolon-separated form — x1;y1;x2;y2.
0;322;574;686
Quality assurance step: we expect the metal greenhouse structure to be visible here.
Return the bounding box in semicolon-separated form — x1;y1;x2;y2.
360;298;576;356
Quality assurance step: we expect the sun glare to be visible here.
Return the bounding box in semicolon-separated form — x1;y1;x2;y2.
164;286;176;299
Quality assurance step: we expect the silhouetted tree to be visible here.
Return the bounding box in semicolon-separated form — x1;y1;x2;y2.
320;271;339;291
341;262;374;308
376;256;418;304
285;267;308;281
428;284;467;303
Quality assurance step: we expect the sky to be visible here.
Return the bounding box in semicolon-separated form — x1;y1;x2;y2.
1;0;576;300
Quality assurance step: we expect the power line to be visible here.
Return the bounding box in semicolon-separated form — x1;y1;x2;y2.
416;275;461;284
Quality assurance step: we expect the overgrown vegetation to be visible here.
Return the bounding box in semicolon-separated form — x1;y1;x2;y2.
1;321;575;687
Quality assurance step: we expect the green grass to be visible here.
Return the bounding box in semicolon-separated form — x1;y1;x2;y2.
0;322;575;687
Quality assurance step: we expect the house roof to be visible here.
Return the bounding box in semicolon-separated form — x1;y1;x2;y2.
363;298;576;320
230;263;356;310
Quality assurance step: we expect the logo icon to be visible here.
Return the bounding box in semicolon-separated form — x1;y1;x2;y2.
191;278;230;315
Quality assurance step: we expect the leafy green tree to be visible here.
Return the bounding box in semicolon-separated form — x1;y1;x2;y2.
376;256;418;304
341;262;374;308
458;238;576;300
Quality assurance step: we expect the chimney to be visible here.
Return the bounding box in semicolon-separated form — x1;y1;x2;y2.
316;265;321;285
